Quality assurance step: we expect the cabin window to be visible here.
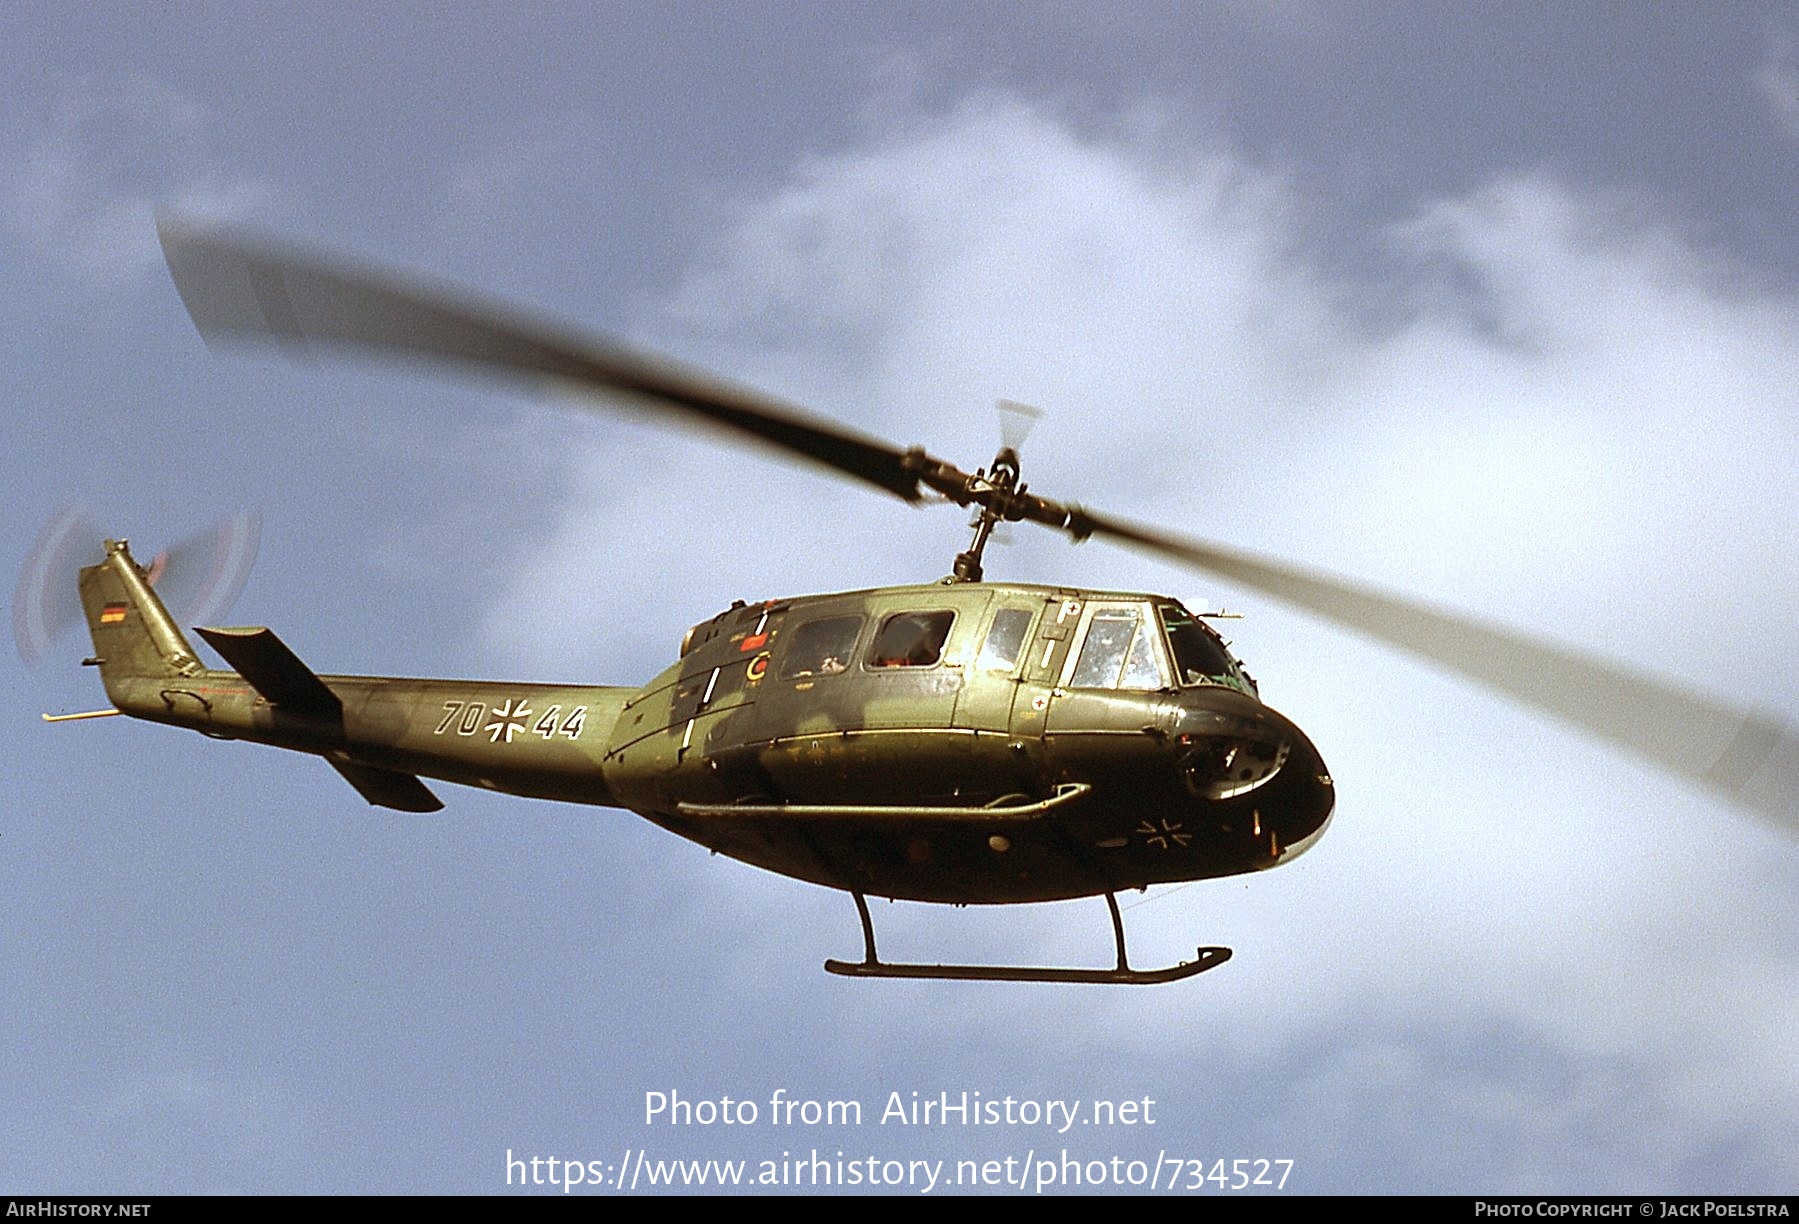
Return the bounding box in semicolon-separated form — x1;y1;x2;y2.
977;607;1033;671
866;610;955;668
779;615;862;679
1069;605;1168;690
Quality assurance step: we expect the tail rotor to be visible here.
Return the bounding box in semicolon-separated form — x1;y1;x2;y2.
15;506;261;663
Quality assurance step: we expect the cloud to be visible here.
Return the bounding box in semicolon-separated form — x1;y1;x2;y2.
2;74;274;285
471;94;1798;1188
85;1065;316;1193
433;114;596;245
1756;35;1799;141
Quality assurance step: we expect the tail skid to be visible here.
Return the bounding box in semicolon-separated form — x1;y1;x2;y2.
41;708;121;723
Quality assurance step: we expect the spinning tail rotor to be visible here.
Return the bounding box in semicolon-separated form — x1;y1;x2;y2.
16;505;260;664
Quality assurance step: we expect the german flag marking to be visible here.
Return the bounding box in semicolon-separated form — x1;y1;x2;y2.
100;603;127;625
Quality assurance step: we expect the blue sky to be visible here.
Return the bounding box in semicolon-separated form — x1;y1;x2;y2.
3;2;1796;1195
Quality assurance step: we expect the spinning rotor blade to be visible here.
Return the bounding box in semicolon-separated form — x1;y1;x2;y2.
145;510;262;629
157;218;935;503
15;507;261;663
15;506;98;663
156;221;1792;830
996;399;1042;454
1075;510;1798;832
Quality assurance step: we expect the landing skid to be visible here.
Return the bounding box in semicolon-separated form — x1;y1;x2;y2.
824;891;1231;985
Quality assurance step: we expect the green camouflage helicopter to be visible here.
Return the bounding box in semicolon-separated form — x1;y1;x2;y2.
58;222;1794;985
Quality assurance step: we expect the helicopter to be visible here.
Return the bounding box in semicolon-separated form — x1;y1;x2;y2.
55;219;1796;986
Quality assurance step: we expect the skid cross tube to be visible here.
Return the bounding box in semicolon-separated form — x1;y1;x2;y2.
824;890;1231;985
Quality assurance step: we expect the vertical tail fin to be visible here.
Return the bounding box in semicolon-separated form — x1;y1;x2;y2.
79;540;206;702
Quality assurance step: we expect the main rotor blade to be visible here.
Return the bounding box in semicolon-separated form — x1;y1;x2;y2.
156;221;1793;830
157;218;929;502
1078;510;1798;833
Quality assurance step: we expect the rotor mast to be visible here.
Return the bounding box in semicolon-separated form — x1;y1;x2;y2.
904;444;1095;583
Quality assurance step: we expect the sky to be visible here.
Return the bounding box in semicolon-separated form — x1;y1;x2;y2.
3;1;1796;1197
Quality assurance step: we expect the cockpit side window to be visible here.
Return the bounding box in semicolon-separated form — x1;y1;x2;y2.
866;610;955;669
1120;618;1164;688
977;607;1033;671
779;615;862;679
1068;604;1169;690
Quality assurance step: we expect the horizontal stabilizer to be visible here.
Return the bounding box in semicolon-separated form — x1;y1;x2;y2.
329;759;444;812
196;625;341;718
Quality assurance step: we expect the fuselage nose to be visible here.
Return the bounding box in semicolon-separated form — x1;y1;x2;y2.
1170;688;1335;861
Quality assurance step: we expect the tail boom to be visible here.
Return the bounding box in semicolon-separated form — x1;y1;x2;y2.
78;540;629;811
